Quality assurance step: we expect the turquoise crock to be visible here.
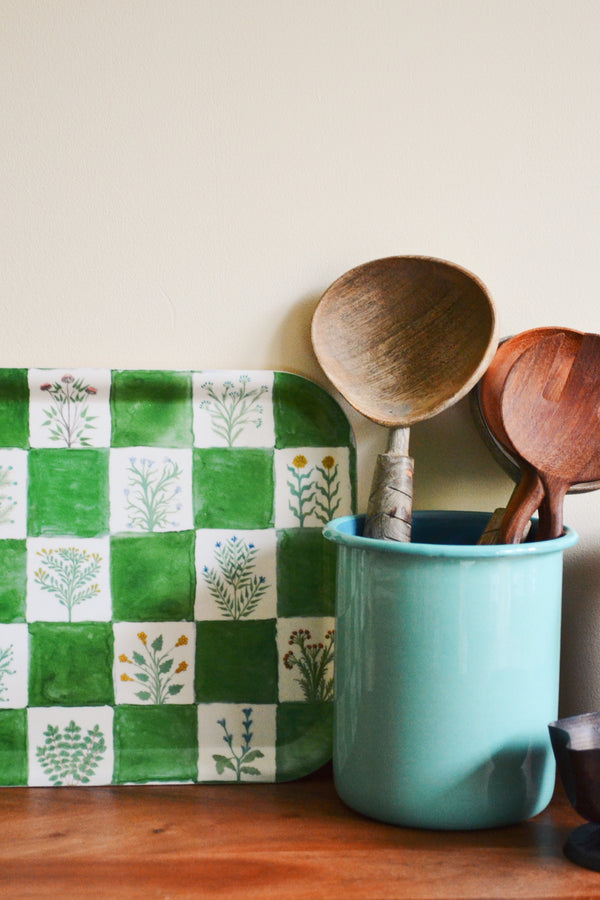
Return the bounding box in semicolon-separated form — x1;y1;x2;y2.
323;511;578;830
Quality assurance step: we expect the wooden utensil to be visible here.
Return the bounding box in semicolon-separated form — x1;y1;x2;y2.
311;256;498;540
501;331;600;540
479;328;583;543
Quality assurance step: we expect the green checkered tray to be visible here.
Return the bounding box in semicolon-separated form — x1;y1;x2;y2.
0;369;356;785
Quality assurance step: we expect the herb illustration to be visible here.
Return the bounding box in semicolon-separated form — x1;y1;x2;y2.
287;455;316;526
0;465;17;527
283;628;335;702
36;720;106;785
124;456;183;531
119;631;189;704
213;708;264;781
199;375;269;446
314;455;341;523
34;547;102;622
287;454;342;526
202;536;268;620
0;644;15;702
40;374;98;447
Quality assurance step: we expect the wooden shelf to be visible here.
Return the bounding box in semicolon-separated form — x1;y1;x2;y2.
2;764;598;898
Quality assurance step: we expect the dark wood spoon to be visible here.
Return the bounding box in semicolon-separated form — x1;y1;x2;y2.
479;328;583;543
501;331;600;540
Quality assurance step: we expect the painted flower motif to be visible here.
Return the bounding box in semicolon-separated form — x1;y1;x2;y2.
120;631;189;704
292;454;308;469
321;455;335;470
199;375;268;446
283;628;334;701
39;374;99;447
213;707;264;782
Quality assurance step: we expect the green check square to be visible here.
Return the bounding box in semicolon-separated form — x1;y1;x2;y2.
113;705;198;783
273;372;353;448
111;370;193;448
276;528;336;616
275;702;333;782
193;448;274;529
111;531;195;621
28;622;114;706
0;709;28;785
0;369;29;448
195;620;278;703
0;540;26;622
27;449;109;537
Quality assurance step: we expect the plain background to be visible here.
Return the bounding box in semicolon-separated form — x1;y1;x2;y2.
3;0;600;715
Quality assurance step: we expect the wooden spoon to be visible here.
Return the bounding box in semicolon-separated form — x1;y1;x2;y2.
311;256;498;540
479;328;583;543
501;331;600;540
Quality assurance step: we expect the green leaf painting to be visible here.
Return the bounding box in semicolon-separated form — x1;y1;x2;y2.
36;720;106;785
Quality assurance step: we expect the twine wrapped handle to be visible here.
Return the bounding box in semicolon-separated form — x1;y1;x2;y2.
363;428;414;541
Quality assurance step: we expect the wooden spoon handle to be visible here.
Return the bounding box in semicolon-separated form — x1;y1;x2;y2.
478;466;543;545
363;427;413;541
497;466;545;544
539;474;569;540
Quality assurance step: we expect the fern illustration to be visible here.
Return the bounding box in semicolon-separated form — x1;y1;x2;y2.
202;536;269;620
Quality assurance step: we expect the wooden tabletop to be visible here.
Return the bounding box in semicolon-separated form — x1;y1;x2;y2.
2;763;599;899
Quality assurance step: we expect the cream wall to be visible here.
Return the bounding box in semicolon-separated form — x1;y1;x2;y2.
3;0;600;714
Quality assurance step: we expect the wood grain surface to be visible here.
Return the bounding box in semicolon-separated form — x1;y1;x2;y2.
1;764;599;898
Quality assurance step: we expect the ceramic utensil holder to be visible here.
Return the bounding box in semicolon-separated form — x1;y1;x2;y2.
323;511;578;830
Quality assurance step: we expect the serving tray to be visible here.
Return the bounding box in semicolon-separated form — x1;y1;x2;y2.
0;369;355;785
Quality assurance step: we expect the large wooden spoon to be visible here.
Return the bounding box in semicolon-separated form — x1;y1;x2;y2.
501;331;600;540
479;327;583;543
311;256;498;540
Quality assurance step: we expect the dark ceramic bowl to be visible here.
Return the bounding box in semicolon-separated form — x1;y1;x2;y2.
549;712;600;870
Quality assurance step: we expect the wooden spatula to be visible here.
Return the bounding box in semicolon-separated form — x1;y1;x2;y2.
501;331;600;540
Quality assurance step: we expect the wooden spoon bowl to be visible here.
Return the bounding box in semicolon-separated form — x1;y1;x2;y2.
313;256;497;428
312;256;498;539
501;331;600;540
478;328;585;543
